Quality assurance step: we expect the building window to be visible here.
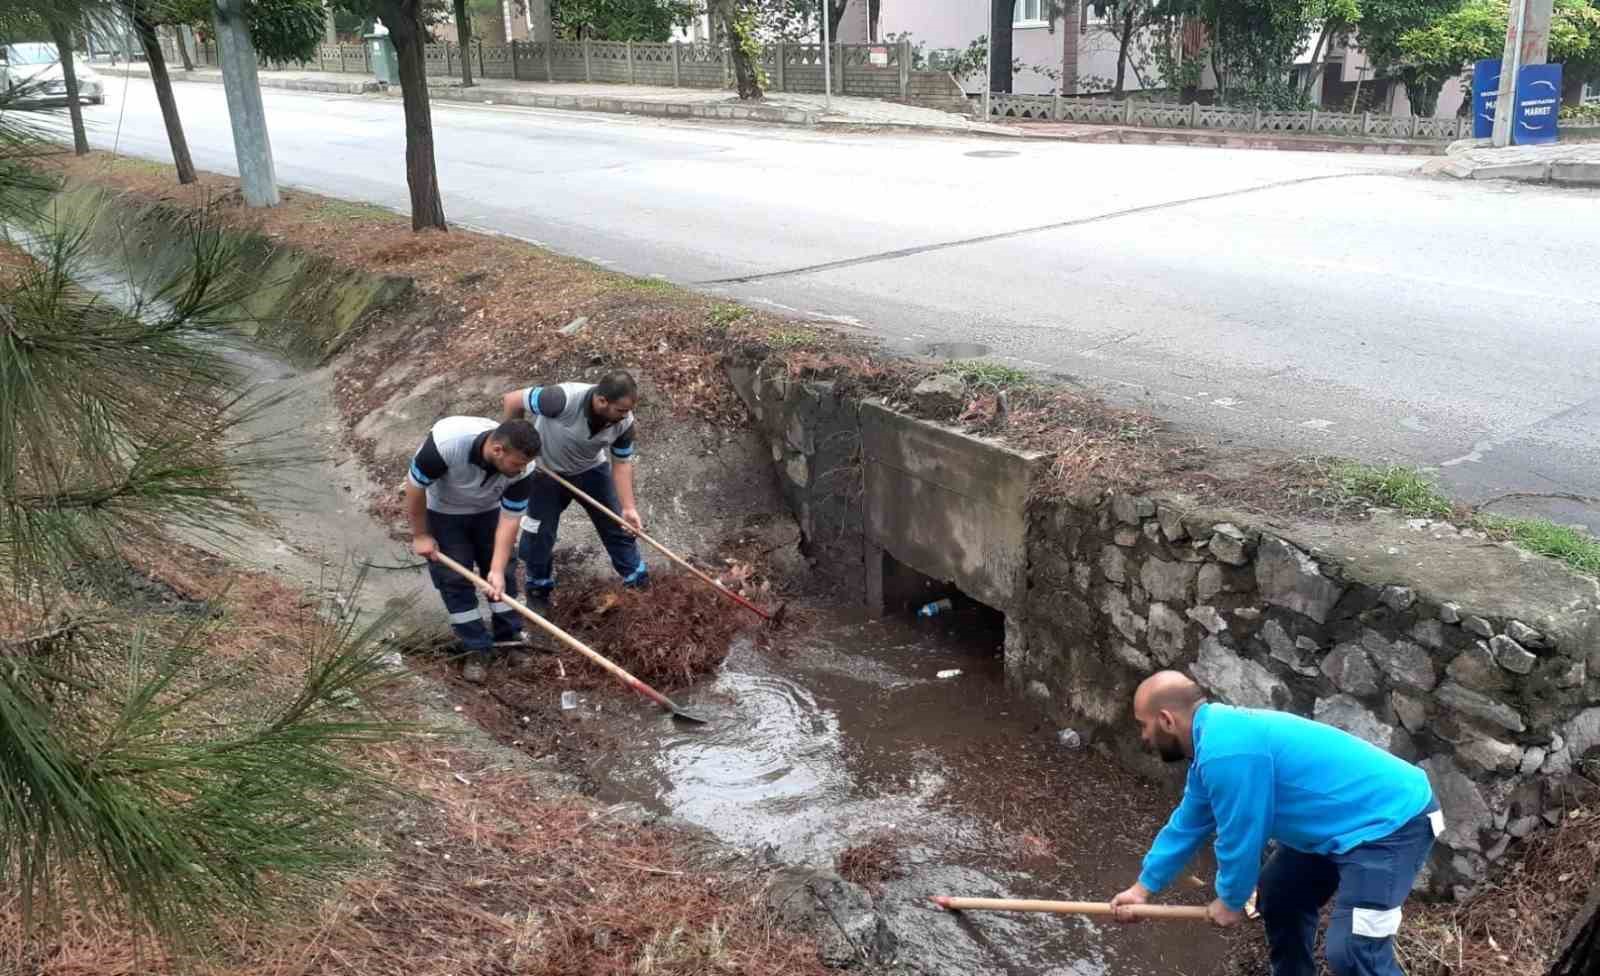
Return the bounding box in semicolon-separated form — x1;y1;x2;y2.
1014;0;1049;28
1586;79;1600;102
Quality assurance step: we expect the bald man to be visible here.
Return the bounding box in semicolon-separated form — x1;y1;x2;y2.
1109;671;1442;976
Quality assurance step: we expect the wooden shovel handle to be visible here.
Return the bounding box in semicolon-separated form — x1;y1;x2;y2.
534;465;776;622
930;896;1210;920
431;552;674;711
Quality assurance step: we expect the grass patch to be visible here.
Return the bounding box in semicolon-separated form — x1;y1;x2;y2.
942;359;1031;388
1330;462;1456;519
623;274;676;293
707;302;748;328
1475;515;1600;577
306;198;400;224
765;328;818;349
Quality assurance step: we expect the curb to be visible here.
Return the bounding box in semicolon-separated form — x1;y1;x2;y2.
998;122;1447;154
108;64;376;95
407;84;819;126
1426;156;1600;187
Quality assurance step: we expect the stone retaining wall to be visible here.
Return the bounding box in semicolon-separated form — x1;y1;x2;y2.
730;356;1600;897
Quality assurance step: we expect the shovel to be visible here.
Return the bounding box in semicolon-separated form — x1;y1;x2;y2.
535;464;788;628
929;896;1209;920
433;552;708;724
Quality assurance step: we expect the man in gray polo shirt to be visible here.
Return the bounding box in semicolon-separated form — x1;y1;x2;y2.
501;369;646;613
406;416;540;684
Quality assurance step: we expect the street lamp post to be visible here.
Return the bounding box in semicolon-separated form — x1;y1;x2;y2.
821;0;832;111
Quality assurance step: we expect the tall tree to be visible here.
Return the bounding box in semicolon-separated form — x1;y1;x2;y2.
989;0;1013;93
1392;0;1600;113
551;0;696;40
47;20;91;155
128;0;199;183
1298;0;1359;101
452;0;474;84
714;0;762;99
335;0;449;229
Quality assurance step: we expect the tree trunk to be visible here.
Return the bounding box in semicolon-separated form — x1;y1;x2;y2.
868;0;881;42
1114;3;1135;95
1563;74;1586;107
48;20;91;156
717;0;762;100
452;0;474;86
130;7;197;184
1300;20;1335;102
989;0;1012;94
829;0;846;44
382;1;448;231
178;25;196;70
529;0;552;42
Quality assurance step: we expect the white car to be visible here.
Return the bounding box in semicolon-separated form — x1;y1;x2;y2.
2;42;105;106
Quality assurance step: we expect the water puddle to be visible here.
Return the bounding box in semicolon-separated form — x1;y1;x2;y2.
578;607;1233;976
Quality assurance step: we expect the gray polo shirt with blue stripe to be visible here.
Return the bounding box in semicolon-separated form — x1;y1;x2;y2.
407;416;533;516
517;382;636;476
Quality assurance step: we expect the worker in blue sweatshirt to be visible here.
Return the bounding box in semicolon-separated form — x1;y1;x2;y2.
1110;671;1443;976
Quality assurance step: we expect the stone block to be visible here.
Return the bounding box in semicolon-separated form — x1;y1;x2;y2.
1101;545;1128;584
1264;619;1317;675
1422;756;1492;853
1147;603;1189;666
1506;620;1549;649
1156;505;1188;543
1072;562;1092;594
1315;694;1398;750
1113;493;1156;524
911;373;965;414
1187;605;1227;635
1114;642;1154;672
1519;746;1547;776
1381;586;1416;611
1209;523;1251;565
1447;642;1511;693
1440;603;1462;624
1392;692;1428;733
1436;681;1526;733
1141;559;1198;604
1454;733;1524;775
1323;642;1380;697
1491;634;1537;675
1555;660;1587;688
1470;161;1551;182
1362;630;1438;692
1256;536;1345;624
1143;521;1163;543
1103;588;1146;644
1463;615;1494;638
1411;619;1446;649
1192;637;1289;710
1551;161;1600;186
1114;527;1141;547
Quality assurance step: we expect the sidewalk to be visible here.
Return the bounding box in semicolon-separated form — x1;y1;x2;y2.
106;60;1010;134
1423;138;1600;186
995;119;1449;155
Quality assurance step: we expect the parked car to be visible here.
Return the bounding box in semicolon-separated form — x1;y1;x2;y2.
1;42;105;106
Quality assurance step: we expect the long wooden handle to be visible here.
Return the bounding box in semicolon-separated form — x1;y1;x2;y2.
535;465;774;622
431;552;674;710
929;896;1209;920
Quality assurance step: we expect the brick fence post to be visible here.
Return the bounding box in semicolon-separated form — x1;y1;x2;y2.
898;39;910;99
1253;106;1261;130
477;39;485;77
1190;100;1199;127
1123;98;1133;124
583;37;592;82
671;42;681;87
544;38;554;81
1362;110;1372;135
511;38;519;79
775;41;785;91
1309;107;1318;133
626;40;635;83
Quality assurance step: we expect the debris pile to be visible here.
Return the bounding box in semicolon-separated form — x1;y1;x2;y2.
555;572;752;688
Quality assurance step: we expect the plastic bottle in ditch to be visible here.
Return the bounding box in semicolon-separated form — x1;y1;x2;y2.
917;598;954;619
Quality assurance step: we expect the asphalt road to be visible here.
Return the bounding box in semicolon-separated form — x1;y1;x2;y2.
65;75;1600;534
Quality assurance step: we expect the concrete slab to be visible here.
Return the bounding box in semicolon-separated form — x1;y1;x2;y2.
1551;160;1600;186
1471;161;1552;181
859;403;1044;613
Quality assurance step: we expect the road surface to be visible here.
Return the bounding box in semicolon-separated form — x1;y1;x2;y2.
65;74;1600;533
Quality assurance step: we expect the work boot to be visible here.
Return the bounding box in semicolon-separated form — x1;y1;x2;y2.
525;590;553;616
461;659;487;685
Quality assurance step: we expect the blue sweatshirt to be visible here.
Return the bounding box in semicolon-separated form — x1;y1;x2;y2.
1138;703;1435;910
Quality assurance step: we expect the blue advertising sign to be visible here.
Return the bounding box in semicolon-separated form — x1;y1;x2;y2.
1513;63;1563;145
1472;58;1501;139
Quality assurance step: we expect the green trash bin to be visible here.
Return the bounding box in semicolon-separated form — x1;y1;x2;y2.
365;27;398;86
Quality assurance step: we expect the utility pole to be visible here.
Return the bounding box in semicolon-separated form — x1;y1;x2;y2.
821;0;832;111
212;0;279;206
1492;0;1554;146
983;5;992;119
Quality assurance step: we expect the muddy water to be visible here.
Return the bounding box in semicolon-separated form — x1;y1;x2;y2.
580;607;1235;976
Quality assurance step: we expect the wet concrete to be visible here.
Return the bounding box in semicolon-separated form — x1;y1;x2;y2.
578;604;1233;976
